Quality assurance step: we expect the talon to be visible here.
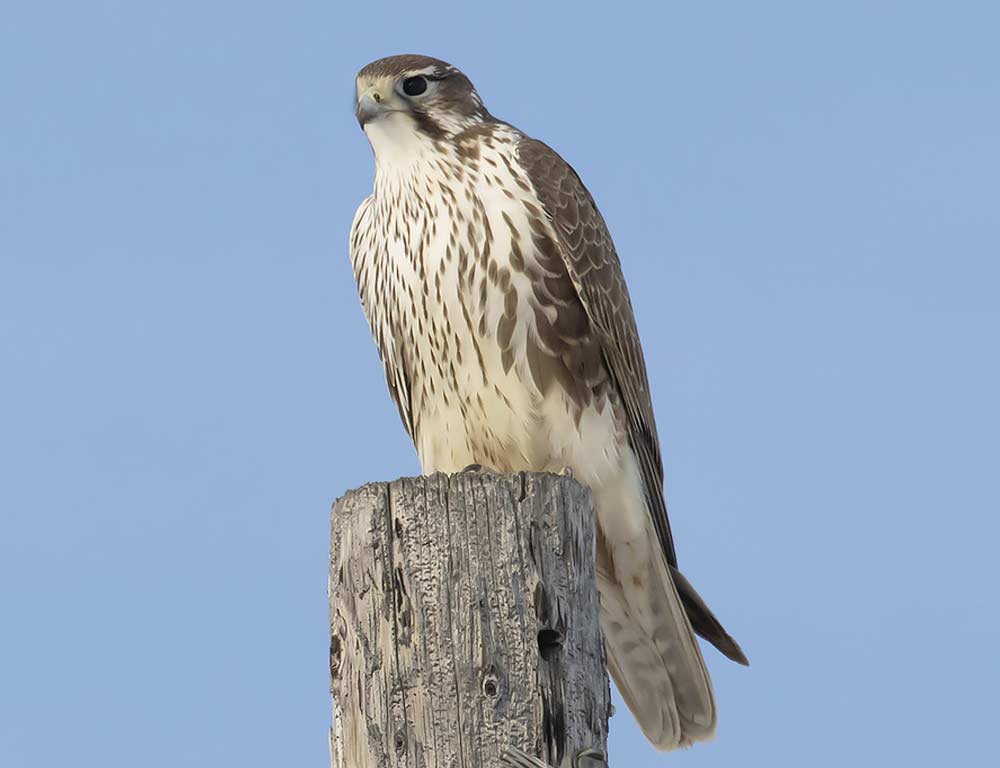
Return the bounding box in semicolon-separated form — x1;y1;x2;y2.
574;749;607;768
500;746;551;768
501;745;606;768
461;463;484;473
559;465;575;478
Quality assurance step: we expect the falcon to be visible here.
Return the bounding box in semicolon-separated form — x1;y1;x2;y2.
348;54;747;751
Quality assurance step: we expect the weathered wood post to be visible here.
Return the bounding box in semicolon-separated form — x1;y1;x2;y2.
329;471;611;767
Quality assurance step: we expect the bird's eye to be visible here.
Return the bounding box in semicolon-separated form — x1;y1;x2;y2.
401;76;428;97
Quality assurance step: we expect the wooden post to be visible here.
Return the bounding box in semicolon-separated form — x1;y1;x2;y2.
329;472;611;768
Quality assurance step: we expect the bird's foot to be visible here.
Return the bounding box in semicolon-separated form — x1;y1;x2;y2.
500;745;606;768
558;465;575;478
500;746;549;768
461;463;486;473
573;749;607;767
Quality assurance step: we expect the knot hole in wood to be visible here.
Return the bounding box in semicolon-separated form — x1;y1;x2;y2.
537;628;564;661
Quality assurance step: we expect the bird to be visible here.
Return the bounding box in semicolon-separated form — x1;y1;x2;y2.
348;54;747;751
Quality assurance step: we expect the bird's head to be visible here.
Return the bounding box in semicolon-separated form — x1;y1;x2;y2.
355;55;491;159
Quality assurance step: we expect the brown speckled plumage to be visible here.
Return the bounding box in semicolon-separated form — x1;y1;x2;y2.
349;54;746;751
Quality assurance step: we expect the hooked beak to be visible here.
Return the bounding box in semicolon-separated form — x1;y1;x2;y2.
355;86;392;127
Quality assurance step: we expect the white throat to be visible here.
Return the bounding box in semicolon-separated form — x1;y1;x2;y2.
364;113;440;180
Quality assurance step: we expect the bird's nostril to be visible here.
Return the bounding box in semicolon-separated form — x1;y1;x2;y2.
372;93;382;103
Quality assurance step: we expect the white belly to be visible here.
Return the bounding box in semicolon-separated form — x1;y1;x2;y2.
418;345;650;549
395;182;610;482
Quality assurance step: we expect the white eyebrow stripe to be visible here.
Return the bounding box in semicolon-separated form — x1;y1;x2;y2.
405;65;441;77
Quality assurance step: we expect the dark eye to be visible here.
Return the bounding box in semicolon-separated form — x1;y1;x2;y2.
401;76;428;96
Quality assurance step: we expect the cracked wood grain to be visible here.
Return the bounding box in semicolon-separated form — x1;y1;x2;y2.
329;472;610;767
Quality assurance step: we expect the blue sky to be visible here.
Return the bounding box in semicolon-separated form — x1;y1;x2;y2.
2;2;998;766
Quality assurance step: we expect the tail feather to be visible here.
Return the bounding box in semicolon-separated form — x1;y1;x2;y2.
597;536;716;751
598;569;686;747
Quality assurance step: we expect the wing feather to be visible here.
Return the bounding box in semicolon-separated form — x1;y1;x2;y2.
517;137;747;666
516;138;677;565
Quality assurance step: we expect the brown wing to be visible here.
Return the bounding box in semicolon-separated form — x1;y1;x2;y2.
517;137;748;665
517;137;677;565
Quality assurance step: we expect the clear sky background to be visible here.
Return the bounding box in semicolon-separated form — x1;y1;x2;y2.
2;2;998;766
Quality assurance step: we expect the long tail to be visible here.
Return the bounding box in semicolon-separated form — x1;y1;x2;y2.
597;536;717;750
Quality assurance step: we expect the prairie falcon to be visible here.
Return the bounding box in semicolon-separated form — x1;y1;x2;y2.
348;54;747;751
